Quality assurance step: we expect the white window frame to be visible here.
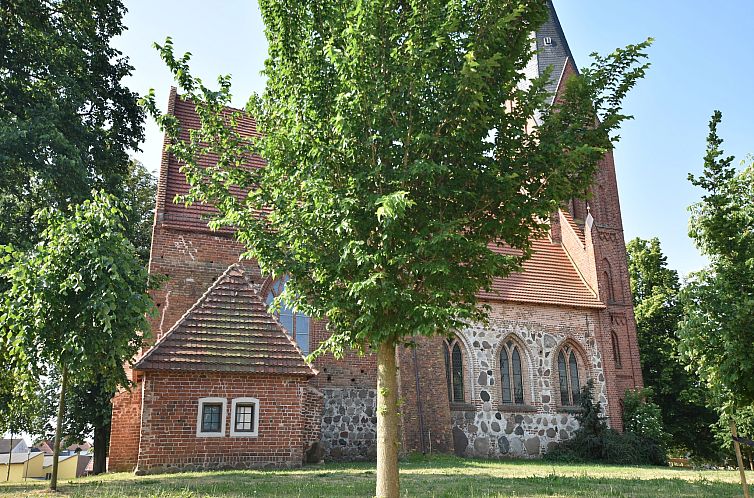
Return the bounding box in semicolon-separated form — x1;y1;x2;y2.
230;397;260;437
196;397;227;437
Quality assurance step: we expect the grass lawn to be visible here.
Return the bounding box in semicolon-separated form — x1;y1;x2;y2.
1;454;751;497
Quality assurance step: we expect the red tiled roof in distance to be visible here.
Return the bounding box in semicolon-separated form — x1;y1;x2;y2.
134;264;316;377
482;237;604;309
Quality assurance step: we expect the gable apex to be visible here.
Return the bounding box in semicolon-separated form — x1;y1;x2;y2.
134;263;316;377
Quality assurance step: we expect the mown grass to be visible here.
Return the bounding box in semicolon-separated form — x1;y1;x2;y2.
1;454;750;497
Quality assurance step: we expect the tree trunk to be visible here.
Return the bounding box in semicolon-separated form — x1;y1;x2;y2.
5;430;12;482
376;341;400;498
731;419;750;498
93;420;109;475
50;365;68;492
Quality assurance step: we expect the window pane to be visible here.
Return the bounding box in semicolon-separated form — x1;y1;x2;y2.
444;344;452;403
279;311;294;336
569;351;581;405
500;350;511;404
201;403;222;433
452;343;464;402
512;347;524;405
558;351;569;405
296;314;310;354
234;403;256;432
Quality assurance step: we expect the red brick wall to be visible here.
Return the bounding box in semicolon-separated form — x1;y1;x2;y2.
309;319;377;390
136;371;308;473
302;386;324;446
108;385;143;472
397;337;454;455
581;150;644;430
147;225;251;345
555;58;644;431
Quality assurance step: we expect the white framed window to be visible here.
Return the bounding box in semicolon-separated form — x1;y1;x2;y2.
196;397;227;437
230;397;260;437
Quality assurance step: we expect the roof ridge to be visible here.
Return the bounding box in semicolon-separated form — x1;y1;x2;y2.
135;263;316;377
135;263;245;369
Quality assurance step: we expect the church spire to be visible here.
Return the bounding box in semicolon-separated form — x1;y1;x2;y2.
535;1;578;102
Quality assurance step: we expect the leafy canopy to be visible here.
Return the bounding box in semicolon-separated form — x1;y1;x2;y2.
680;111;754;409
145;0;650;357
0;0;144;248
626;237;717;457
0;191;155;399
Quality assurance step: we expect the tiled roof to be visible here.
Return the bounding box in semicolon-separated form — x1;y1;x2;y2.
160;95;262;231
134;264;316;377
481;237;604;309
0;453;42;465
0;439;24;454
560;209;586;244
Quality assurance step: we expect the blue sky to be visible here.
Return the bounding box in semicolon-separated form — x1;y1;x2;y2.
114;0;754;277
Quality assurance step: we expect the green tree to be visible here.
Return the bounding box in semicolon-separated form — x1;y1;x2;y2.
0;191;154;491
713;406;754;470
0;0;144;249
626;237;717;458
146;2;649;494
680;112;754;491
680;112;754;408
117;160;157;265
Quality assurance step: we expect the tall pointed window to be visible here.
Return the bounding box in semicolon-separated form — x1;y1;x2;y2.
602;259;618;304
611;332;622;369
443;337;465;403
266;276;310;354
500;339;525;405
557;345;582;406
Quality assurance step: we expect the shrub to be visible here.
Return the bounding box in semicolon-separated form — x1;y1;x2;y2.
623;387;668;446
545;381;668;466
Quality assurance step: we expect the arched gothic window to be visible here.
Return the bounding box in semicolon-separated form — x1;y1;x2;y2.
500;339;525;405
611;331;622;369
443;337;465;403
557;345;582;406
266;276;310;354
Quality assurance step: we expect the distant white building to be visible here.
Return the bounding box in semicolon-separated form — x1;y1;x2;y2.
0;438;28;454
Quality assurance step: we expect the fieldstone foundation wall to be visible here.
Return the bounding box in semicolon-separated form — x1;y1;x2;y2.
451;409;580;458
321;388;377;461
448;301;608;458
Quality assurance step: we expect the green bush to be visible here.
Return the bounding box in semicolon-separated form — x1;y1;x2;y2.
545;381;668;466
623;387;668;446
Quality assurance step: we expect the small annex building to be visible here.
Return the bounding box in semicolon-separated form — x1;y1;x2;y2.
124;264;319;473
0;452;44;482
109;1;643;474
41;453;91;480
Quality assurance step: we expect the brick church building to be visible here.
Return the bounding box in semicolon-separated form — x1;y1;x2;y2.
109;2;643;473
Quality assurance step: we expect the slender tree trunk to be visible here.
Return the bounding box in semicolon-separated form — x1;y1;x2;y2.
749;448;754;472
376;341;400;498
731;419;750;498
93;420;109;474
5;430;12;482
50;366;68;491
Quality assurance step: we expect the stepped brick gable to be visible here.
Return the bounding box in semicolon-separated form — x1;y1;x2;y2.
109;1;642;471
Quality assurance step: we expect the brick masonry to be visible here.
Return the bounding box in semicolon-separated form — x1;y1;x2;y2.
447;301;606;458
135;371;311;473
108;50;643;470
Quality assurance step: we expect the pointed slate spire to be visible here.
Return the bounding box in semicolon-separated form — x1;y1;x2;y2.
535;1;578;101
